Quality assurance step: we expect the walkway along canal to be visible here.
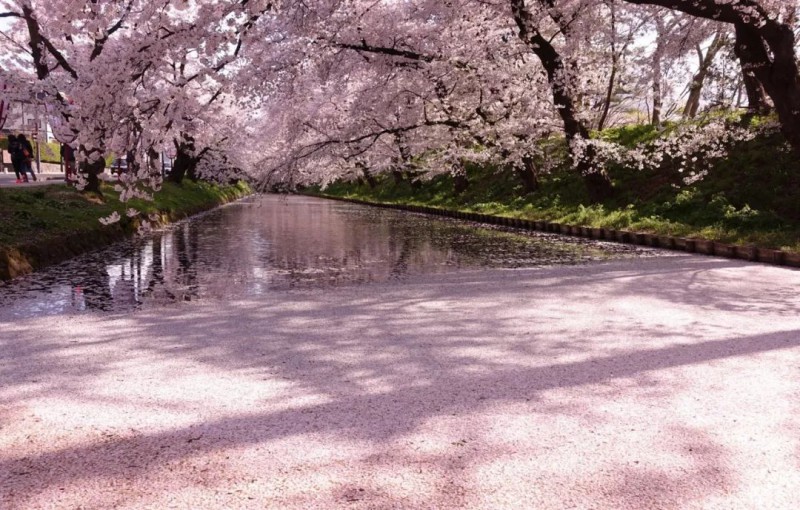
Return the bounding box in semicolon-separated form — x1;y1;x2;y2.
4;195;800;509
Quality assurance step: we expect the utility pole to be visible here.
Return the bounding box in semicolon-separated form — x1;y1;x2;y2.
34;95;42;174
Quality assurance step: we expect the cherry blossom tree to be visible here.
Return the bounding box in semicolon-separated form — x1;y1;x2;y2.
0;0;272;196
245;1;562;195
623;0;800;155
0;0;796;204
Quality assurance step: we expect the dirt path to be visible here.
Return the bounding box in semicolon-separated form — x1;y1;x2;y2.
2;256;800;509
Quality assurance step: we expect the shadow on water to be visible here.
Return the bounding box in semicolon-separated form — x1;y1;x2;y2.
0;194;668;319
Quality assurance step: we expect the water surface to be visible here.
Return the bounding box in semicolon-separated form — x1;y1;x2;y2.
0;195;664;319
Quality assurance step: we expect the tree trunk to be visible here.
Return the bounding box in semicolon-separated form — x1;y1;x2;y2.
597;60;618;131
684;31;726;119
651;21;665;125
735;22;800;152
169;155;189;184
740;71;769;115
391;169;405;185
684;82;702;118
652;79;662;125
188;164;200;182
516;156;539;193
510;0;613;202
624;0;800;157
81;165;103;194
359;164;377;189
147;147;162;179
733;25;771;116
169;149;192;184
126;150;138;176
684;84;701;119
168;140;196;184
392;134;419;187
597;1;618;131
453;171;469;195
78;148;105;195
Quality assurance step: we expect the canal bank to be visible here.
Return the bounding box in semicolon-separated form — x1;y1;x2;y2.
311;135;800;265
0;180;251;281
310;193;800;269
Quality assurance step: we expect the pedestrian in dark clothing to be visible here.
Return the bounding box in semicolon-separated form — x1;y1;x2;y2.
60;142;77;183
17;134;37;182
7;134;23;182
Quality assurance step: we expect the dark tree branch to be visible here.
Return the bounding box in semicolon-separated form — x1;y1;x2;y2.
90;0;135;61
21;5;49;79
291;119;465;163
20;5;78;79
623;0;800;157
332;40;436;62
39;34;79;79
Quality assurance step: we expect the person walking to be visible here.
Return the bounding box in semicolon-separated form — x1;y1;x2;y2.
17;134;37;182
61;142;76;183
7;134;23;183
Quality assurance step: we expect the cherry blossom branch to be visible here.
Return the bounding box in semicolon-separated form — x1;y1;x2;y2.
90;0;136;60
279;119;467;171
332;40;436;63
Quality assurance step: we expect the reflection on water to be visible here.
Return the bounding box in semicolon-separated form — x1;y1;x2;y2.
0;195;662;319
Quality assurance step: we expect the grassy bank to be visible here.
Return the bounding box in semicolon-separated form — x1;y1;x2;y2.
316;129;800;253
0;180;251;280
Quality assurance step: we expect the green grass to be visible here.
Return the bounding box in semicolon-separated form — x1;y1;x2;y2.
315;127;800;252
0;180;251;248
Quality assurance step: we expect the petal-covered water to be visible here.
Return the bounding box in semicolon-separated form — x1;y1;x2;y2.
0;194;666;319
